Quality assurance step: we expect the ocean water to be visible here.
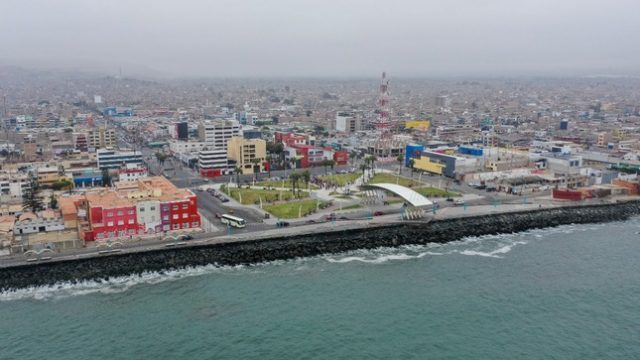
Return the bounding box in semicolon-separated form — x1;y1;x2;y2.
1;219;640;359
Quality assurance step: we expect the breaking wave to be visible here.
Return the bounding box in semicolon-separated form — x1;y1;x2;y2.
0;222;618;301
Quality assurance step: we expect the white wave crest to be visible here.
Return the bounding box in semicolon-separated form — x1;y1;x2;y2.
0;264;246;302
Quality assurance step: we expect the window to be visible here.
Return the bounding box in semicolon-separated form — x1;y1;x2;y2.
182;213;188;218
173;214;179;220
128;219;134;224
192;222;199;227
128;210;135;215
140;207;145;212
117;220;124;225
117;211;123;216
150;206;156;211
107;221;114;227
128;229;135;235
107;212;113;217
173;224;179;229
96;232;104;239
182;223;189;229
172;205;178;211
163;215;169;221
182;204;188;209
162;206;169;211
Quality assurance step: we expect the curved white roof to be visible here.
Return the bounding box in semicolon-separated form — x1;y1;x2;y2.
364;183;433;207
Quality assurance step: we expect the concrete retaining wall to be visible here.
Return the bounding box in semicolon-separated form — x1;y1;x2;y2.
2;201;639;291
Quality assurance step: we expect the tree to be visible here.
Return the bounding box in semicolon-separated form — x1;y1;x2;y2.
251;158;261;180
155;152;168;166
349;150;358;166
359;164;368;179
51;179;73;191
289;172;300;198
409;159;415;176
22;174;44;213
102;168;112;187
322;159;330;174
397;155;404;175
365;155;377;174
235;166;242;186
49;194;58;210
301;170;310;189
328;159;335;170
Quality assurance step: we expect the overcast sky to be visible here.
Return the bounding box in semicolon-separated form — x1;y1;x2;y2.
1;0;639;78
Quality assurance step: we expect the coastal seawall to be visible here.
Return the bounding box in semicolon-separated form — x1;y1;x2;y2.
2;201;640;291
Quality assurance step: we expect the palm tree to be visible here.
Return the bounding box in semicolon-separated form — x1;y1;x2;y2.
359;164;368;179
289;172;300;198
234;166;242;186
349;150;358;166
397;154;404;175
251;158;261;181
301;170;310;190
22;173;44;213
322;159;330;174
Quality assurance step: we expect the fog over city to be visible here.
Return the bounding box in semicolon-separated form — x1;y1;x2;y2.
1;0;639;78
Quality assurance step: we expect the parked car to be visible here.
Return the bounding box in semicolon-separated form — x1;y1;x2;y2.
373;211;384;216
215;212;222;219
446;197;454;202
182;234;194;240
305;219;316;224
454;199;465;206
276;221;290;227
339;216;349;220
326;213;337;220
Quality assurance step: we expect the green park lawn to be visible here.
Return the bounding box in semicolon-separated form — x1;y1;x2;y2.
414;187;460;198
222;186;309;205
367;173;424;187
255;179;319;190
338;203;362;211
264;199;330;219
317;172;361;186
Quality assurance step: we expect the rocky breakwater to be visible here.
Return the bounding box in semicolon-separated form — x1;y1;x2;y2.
2;201;640;291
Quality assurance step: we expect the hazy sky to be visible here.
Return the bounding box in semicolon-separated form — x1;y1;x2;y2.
1;0;639;78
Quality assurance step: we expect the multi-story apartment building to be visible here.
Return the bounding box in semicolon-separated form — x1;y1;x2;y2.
87;128;116;149
198;148;229;177
227;137;266;175
198;120;241;149
96;149;144;170
77;176;201;241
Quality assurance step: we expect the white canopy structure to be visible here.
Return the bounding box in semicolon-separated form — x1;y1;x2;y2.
363;183;433;207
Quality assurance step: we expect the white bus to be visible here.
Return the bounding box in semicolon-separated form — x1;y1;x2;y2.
220;214;246;228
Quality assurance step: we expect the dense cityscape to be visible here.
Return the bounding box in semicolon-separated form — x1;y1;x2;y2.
1;67;640;257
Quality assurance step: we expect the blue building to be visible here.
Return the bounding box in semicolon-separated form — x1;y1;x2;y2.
72;169;104;187
405;144;424;166
458;146;483;156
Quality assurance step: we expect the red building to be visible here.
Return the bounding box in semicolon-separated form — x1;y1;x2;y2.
81;176;201;241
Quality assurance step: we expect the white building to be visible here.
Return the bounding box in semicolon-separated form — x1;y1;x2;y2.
335;112;359;133
169;141;207;155
198;120;241;149
0;171;30;202
198;148;229;175
97;149;144;170
118;163;148;182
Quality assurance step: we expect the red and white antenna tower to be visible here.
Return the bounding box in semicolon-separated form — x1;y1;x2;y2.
373;72;391;136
